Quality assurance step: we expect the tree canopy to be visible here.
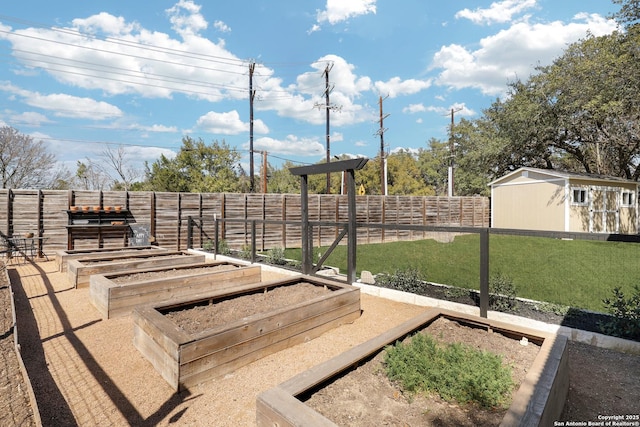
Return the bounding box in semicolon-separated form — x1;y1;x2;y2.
0;126;70;189
451;26;640;188
142;137;247;193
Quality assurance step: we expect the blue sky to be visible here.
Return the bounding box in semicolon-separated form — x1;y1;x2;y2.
0;0;621;176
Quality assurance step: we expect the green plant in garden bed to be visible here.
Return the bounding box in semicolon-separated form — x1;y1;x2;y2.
384;333;514;409
600;285;640;340
266;246;287;265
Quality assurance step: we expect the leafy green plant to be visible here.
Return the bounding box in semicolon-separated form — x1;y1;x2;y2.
202;239;214;252
218;239;231;255
375;267;426;294
532;301;570;316
266;246;287;265
384;333;514;408
238;244;252;260
489;274;518;312
600;285;640;340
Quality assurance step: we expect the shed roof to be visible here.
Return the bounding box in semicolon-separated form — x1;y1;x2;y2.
489;167;639;187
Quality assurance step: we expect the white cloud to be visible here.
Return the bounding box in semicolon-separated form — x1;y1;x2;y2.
456;0;537;25
402;102;475;117
10;111;52;127
0;82;123;120
0;6;247;101
196;110;269;135
431;13;618;96
166;0;208;36
214;20;231;33
374;77;432;98
252;135;324;157
316;0;377;25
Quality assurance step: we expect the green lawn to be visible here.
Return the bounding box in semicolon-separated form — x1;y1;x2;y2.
284;234;640;312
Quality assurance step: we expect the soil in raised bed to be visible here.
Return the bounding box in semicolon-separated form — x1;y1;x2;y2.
110;264;238;284
163;282;333;334
82;253;193;266
304;317;540;427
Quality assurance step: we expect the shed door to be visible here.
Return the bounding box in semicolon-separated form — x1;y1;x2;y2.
590;187;619;233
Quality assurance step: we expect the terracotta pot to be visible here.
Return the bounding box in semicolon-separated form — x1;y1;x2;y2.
93;206;101;212
104;206;112;213
24;232;34;238
82;206;90;212
70;206;79;212
114;206;122;213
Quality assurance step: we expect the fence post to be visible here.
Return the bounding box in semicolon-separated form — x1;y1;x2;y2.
214;217;219;260
251;220;257;263
186;216;193;249
479;228;489;318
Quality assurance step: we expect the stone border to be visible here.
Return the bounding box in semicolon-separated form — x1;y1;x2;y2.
257;308;569;427
355;282;640;355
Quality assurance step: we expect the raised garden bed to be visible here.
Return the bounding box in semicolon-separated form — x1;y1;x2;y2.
89;261;262;319
67;251;206;288
257;308;569;427
133;274;361;391
55;246;169;272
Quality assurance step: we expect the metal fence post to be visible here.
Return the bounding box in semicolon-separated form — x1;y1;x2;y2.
479;228;489;318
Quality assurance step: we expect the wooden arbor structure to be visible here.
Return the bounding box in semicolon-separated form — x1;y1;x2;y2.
289;158;368;283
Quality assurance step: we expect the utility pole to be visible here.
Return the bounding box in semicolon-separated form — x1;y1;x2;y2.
261;150;268;193
314;63;340;194
376;95;390;195
448;107;462;197
249;61;257;193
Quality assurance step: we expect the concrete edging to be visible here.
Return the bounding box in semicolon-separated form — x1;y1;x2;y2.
354;282;640;355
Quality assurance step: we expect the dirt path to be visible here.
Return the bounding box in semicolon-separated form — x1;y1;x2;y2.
4;260;640;426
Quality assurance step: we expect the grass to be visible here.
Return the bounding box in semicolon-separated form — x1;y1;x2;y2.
284;234;640;312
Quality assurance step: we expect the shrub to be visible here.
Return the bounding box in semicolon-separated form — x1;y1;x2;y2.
202;239;214;252
600;285;640;340
489;274;518;312
218;239;231;255
238;244;252;260
375;267;426;294
384;333;514;408
266;246;287;265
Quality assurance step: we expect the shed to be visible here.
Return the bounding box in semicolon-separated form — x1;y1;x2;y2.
489;167;639;234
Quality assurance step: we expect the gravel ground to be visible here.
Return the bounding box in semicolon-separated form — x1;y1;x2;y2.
3;260;640;426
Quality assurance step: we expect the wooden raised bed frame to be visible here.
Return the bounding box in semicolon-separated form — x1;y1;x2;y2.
133;274;361;391
257;308;569;427
90;261;262;319
67;251;206;288
55;246;169;272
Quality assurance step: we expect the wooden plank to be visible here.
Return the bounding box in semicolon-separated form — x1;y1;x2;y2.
68;252;206;287
179;306;361;390
96;266;262;319
180;290;360;363
257;387;339;427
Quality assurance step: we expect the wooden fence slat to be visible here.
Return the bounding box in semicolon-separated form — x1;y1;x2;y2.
0;190;490;254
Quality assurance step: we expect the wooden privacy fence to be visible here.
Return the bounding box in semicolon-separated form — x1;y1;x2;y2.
0;189;489;254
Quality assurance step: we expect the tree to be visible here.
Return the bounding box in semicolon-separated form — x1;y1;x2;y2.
0;126;67;189
417;138;450;196
612;0;640;26
143;137;244;193
267;161;300;193
99;145;142;191
76;159;110;190
453;28;640;184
